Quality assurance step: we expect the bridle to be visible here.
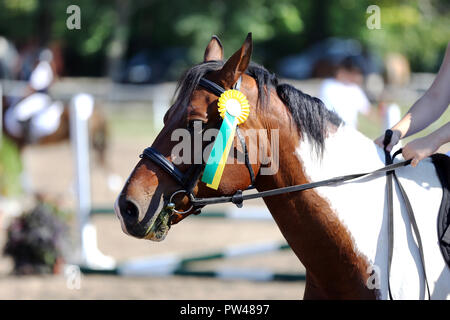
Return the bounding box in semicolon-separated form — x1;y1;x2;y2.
140;76;431;299
140;75;256;220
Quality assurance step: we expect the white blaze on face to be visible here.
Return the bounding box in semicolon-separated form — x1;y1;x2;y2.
295;125;448;299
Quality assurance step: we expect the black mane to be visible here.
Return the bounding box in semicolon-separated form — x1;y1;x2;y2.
173;60;342;155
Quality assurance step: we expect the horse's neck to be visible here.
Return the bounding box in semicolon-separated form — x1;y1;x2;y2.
259;124;380;299
296;125;389;268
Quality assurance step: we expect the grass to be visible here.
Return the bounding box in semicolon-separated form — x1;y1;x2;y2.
0;136;23;196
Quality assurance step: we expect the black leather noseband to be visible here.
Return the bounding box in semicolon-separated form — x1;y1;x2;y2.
140;148;186;187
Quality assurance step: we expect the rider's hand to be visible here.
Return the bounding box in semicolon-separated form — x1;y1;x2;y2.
374;129;402;152
402;135;439;167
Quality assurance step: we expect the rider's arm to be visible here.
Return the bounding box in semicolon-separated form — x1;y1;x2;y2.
402;122;450;167
375;42;450;150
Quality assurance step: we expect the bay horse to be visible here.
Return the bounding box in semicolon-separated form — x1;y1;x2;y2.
115;34;450;299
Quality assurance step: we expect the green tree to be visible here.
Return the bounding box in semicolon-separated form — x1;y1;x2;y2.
0;0;448;76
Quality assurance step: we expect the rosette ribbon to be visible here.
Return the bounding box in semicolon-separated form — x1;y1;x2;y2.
201;89;250;190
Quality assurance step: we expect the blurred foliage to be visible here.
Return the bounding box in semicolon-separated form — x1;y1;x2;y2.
0;0;448;77
3;201;70;275
361;0;450;72
0;137;23;196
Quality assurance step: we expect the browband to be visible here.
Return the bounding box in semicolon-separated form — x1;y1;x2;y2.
198;78;225;96
198;76;242;97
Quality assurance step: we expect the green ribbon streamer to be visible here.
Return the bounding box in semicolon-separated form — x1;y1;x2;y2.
201;113;235;185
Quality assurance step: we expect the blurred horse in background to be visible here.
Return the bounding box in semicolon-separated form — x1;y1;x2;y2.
1;38;111;191
1;97;109;167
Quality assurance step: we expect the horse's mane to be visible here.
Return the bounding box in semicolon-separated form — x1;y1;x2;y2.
174;60;342;155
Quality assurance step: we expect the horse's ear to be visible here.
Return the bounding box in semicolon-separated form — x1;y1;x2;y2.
219;33;252;87
204;35;224;62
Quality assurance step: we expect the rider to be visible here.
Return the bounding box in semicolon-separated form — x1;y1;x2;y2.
375;42;450;166
4;47;64;143
319;55;371;130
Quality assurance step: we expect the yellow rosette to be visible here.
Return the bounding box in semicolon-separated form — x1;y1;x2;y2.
217;90;250;124
201;89;250;190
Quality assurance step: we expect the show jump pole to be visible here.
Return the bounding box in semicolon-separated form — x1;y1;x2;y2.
69;93;115;270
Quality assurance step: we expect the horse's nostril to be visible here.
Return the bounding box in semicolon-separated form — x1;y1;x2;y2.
123;200;140;221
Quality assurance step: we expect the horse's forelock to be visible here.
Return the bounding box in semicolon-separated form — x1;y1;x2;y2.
173;60;224;108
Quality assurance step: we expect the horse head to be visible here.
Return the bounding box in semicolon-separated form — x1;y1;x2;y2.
115;33;280;241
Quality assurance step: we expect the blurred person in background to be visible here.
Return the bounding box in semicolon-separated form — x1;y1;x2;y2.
375;42;450;166
319;55;371;130
4;44;64;143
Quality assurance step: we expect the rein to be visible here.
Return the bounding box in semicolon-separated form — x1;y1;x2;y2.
189;159;411;207
141;146;412;209
382;130;430;300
